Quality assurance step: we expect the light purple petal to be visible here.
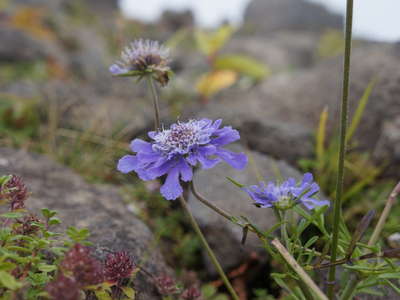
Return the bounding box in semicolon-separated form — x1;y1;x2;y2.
212;127;240;146
302;198;330;210
215;149;248;170
179;159;193;182
109;64;127;75
130;139;153;153
117;155;138;173
160;167;183;200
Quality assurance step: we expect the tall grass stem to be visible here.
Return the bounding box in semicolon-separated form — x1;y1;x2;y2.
328;0;354;298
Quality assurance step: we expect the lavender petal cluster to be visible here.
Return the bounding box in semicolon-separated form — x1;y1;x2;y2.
118;119;247;200
243;173;329;210
110;39;171;86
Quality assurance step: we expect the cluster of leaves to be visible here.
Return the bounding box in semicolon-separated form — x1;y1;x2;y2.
0;175;138;299
299;80;396;225
193;25;270;102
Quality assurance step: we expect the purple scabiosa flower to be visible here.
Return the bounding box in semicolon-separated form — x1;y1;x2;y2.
110;39;171;86
46;273;81;300
104;251;136;284
243;173;329;210
61;244;104;287
117;119;247;200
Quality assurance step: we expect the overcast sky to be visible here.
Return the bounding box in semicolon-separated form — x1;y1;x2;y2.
119;0;400;41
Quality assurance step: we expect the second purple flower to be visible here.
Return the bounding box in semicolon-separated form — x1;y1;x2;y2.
118;119;247;200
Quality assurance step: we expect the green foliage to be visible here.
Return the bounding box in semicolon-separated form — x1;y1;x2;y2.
317;30;345;58
298;80;388;223
0;94;41;146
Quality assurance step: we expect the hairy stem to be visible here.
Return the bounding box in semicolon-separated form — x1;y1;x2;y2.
328;0;354;298
271;238;328;300
178;196;240;300
190;182;234;222
368;182;400;246
147;76;161;131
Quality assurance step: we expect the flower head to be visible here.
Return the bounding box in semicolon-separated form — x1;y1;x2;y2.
0;175;28;210
155;274;180;296
181;286;202;300
46;273;80;300
61;244;104;286
243;173;329;210
117;119;247;200
110;39;171;86
104;251;136;284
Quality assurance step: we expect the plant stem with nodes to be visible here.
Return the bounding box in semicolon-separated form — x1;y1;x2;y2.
328;0;354;298
178;195;240;300
147;76;161;131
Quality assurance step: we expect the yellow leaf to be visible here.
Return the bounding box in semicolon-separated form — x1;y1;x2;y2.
195;25;234;57
214;54;270;80
196;70;237;98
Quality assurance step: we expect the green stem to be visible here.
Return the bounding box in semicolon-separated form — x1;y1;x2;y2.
280;211;290;249
147;76;161;131
178;196;240;300
328;0;354;298
340;276;360;300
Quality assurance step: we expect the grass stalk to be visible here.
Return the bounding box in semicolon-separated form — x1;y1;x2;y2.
327;0;354;298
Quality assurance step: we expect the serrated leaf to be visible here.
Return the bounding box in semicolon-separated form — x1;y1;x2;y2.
214;54;270;80
196;70;237;98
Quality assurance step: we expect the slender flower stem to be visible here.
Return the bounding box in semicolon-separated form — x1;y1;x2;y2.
340;276;360;300
178;196;240;300
328;0;354;298
368;181;400;246
271;238;329;300
147;76;161;131
190;182;234;222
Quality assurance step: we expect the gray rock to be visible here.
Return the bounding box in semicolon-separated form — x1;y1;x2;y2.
243;0;342;35
0;147;170;300
0;26;51;62
188;145;304;273
196;45;400;172
225;31;320;72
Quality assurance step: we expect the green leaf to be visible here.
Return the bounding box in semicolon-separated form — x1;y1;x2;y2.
195;25;234;56
316;107;328;163
41;208;57;219
37;263;57;273
214;54;270;80
201;284;217;297
121;286;136;299
0;271;23;290
346;79;376;143
48;217;61;226
0;212;23;219
226;176;245;188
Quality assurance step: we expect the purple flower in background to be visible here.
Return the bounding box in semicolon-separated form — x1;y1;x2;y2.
118;119;247;200
110;39;171;86
243;173;329;210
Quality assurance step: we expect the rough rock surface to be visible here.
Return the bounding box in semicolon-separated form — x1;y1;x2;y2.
243;0;342;35
225;31;320;71
0;26;52;62
188;145;307;273
196;45;400;173
0;148;170;300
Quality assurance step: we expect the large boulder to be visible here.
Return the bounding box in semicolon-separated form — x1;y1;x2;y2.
243;0;342;35
0;147;171;300
188;145;307;273
195;45;400;175
225;31;320;72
